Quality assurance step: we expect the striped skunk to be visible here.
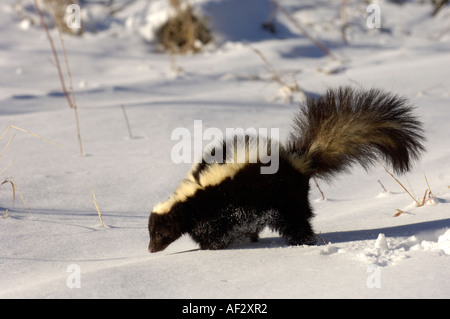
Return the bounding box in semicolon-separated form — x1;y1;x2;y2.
148;86;425;253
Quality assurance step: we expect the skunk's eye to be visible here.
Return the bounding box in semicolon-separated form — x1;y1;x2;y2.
157;233;163;240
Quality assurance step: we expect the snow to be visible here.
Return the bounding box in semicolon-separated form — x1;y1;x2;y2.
1;0;450;299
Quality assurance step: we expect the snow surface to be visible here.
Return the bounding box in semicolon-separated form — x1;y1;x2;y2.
1;0;449;299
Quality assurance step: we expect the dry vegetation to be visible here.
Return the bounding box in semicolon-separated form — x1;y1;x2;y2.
378;161;445;217
157;0;212;54
0;125;59;217
34;0;84;156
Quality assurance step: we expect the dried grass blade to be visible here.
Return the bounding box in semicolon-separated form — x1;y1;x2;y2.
378;160;420;206
424;174;434;197
393;209;404;217
15;183;32;216
8;125;61;147
33;0;74;109
419;189;428;207
0;134;16;159
1;179;16;202
47;1;84;156
1;179;32;216
90;189;106;228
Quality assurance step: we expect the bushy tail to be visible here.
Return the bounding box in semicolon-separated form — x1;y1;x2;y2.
288;86;425;178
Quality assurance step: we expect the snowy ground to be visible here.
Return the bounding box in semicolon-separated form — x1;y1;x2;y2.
0;0;449;299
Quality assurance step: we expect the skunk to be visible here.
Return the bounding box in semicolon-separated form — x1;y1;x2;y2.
148;86;425;253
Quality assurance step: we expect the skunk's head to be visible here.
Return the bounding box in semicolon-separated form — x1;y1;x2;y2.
147;135;267;253
148;211;182;253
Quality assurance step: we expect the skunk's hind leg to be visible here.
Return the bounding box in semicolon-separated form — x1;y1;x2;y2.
270;205;316;246
278;217;315;246
249;232;259;242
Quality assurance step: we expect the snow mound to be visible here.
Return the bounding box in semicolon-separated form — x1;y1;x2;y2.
437;230;450;255
357;229;450;267
359;233;409;267
422;229;450;255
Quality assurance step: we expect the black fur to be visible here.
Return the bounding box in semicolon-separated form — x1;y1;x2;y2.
149;155;314;252
148;87;425;253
